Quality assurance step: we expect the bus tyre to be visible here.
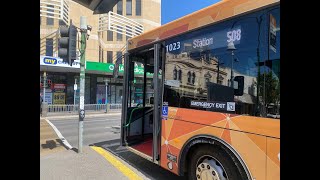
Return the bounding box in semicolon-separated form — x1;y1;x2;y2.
187;145;244;180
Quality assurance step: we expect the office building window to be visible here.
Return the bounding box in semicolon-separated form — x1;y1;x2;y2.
59;20;66;26
187;71;191;83
126;26;132;41
117;0;123;15
107;30;113;41
101;49;104;63
47;5;54;25
116;51;122;63
117;26;123;41
107;51;113;63
126;0;132;16
192;72;196;84
173;68;177;80
46;38;53;56
178;70;182;82
136;0;141;16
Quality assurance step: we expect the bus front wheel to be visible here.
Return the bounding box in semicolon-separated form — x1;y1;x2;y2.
187;145;244;180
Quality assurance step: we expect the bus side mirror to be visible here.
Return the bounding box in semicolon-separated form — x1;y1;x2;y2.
234;76;244;96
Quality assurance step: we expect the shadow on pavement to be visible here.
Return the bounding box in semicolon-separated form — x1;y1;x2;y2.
41;139;69;150
41;140;58;150
91;139;186;180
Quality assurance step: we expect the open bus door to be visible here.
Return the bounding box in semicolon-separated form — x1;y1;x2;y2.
121;43;163;163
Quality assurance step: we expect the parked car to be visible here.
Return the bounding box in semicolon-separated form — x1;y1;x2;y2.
267;113;280;119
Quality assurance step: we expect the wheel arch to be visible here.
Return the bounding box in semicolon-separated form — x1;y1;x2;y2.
178;134;253;180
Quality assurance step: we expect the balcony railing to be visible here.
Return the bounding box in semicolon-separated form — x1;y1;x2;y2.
40;0;70;25
98;11;143;38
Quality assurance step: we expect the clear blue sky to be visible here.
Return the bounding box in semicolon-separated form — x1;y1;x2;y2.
161;0;221;25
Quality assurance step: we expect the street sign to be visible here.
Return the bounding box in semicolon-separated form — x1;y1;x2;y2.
162;103;168;120
74;84;77;90
80;109;85;119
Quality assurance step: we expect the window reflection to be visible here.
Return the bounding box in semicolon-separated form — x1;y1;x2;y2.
163;5;280;119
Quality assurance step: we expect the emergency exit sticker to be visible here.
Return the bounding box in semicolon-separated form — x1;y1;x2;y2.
190;100;235;112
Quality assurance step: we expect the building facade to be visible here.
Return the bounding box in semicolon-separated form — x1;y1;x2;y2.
40;0;161;105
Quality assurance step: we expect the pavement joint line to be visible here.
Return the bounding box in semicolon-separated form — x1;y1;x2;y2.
91;146;143;180
45;118;73;150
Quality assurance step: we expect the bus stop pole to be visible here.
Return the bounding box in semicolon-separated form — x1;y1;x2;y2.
43;72;46;103
78;16;87;153
74;78;77;111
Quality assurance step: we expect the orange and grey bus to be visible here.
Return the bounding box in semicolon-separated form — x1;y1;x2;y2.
120;0;280;179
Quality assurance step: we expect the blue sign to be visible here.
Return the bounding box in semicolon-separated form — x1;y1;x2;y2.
43;57;58;65
40;56;80;68
162;106;168;119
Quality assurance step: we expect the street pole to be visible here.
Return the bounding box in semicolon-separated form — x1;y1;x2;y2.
74;78;77;111
105;80;108;113
105;80;108;104
43;72;47;102
217;63;220;84
256;47;261;116
230;51;234;88
256;16;262;116
78;16;87;153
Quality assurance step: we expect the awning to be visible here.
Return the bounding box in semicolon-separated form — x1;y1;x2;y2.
72;0;120;14
40;65;80;73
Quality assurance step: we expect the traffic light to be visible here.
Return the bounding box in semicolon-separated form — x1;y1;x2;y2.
58;21;77;66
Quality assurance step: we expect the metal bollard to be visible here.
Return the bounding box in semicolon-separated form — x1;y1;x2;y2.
42;102;48;117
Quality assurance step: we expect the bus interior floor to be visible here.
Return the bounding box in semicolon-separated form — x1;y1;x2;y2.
131;136;153;157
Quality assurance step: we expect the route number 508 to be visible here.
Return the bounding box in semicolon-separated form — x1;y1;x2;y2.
227;29;241;42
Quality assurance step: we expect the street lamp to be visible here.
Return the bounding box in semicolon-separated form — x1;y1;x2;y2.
227;41;236;88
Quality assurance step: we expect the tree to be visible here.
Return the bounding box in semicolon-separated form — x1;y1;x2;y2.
257;71;280;115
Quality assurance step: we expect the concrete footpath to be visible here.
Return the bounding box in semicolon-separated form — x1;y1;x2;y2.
40;117;148;180
41;146;129;180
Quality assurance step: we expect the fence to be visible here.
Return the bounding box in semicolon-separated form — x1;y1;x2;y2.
47;104;122;114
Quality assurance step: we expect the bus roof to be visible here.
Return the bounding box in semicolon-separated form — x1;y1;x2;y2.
128;0;279;51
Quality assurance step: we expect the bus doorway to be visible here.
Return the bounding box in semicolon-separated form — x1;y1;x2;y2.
121;44;163;162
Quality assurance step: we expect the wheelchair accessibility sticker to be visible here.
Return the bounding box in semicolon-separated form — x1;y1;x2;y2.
162;103;168;120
